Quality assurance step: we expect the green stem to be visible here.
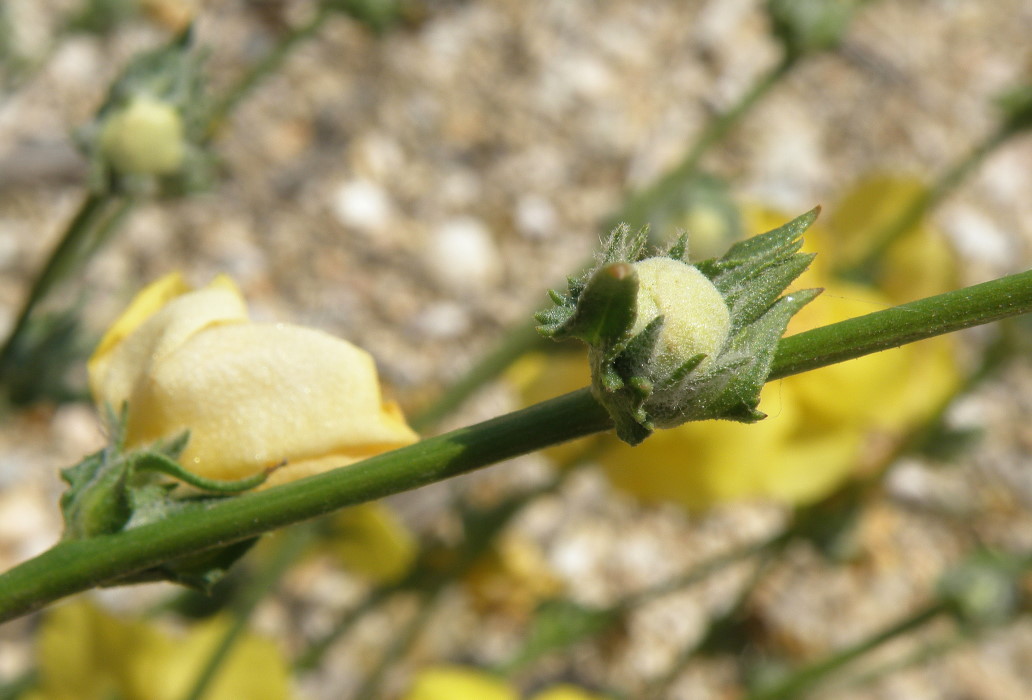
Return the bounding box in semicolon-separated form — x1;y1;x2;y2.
352;589;440;700
410;319;541;432
620;55;796;223
744;601;948;700
292;584;395;671
769;269;1032;380
206;3;333;135
2;272;1032;623
844;125;1012;279
180;525;311;700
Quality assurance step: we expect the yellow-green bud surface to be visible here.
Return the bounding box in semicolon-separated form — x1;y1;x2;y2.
630;257;730;374
99;97;185;175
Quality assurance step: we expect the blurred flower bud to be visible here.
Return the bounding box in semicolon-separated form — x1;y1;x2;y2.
98;96;186;176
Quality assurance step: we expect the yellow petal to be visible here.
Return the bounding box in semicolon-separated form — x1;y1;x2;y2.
89;274;248;410
400;666;518;700
327;502;417;584
124;322;418;481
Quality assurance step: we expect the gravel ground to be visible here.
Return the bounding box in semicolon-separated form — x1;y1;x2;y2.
1;1;1032;698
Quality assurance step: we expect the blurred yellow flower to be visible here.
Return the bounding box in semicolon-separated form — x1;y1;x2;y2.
325;502;417;584
88;272;418;487
25;601;293;700
530;685;611;700
400;666;517;700
464;534;563;618
400;667;609;700
514;176;960;507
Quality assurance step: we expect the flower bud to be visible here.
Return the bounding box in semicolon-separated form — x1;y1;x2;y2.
629;257;730;376
99;96;185;176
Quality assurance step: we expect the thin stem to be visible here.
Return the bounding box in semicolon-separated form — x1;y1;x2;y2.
206;3;333;135
293;585;395;671
410;319;541;432
2;272;1032;623
0;193;129;375
845;125;1012;279
615;55;797;228
179;525;311;700
744;601;948;700
351;589;440;700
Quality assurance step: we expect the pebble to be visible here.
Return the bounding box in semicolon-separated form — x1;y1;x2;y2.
424;216;501;294
331;178;394;234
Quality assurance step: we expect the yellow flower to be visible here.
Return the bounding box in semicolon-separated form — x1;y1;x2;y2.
25;601;293;700
400;667;610;700
530;685;611;700
88;272;418;487
400;666;517;700
99;96;186;176
464;534;563;618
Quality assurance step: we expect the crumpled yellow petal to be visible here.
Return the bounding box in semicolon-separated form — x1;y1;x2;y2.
89;273;248;410
400;666;517;700
123;322;418;481
89;273;418;486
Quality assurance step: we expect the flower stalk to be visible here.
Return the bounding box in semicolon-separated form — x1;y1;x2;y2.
2;268;1032;623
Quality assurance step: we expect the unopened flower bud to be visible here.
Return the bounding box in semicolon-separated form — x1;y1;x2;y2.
99;96;185;176
630;257;730;376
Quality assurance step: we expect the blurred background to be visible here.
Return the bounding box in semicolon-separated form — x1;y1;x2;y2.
1;1;1032;698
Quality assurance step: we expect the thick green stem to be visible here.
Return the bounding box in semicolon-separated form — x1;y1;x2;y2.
769;269;1032;380
2;271;1032;623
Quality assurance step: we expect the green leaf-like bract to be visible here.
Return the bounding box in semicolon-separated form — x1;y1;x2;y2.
536;208;822;444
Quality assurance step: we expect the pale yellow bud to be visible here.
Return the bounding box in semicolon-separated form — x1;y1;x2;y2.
630;257;730;374
99;97;185;175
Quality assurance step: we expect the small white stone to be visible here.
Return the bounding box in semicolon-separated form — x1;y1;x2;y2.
515;194;558;240
331;178;393;234
425;217;501;293
410;301;471;340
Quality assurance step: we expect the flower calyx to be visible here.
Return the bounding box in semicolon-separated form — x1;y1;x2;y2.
536;208;822;445
79;30;212;194
59;405;274;589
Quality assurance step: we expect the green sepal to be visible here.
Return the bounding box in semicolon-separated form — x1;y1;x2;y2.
545;263;639;346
